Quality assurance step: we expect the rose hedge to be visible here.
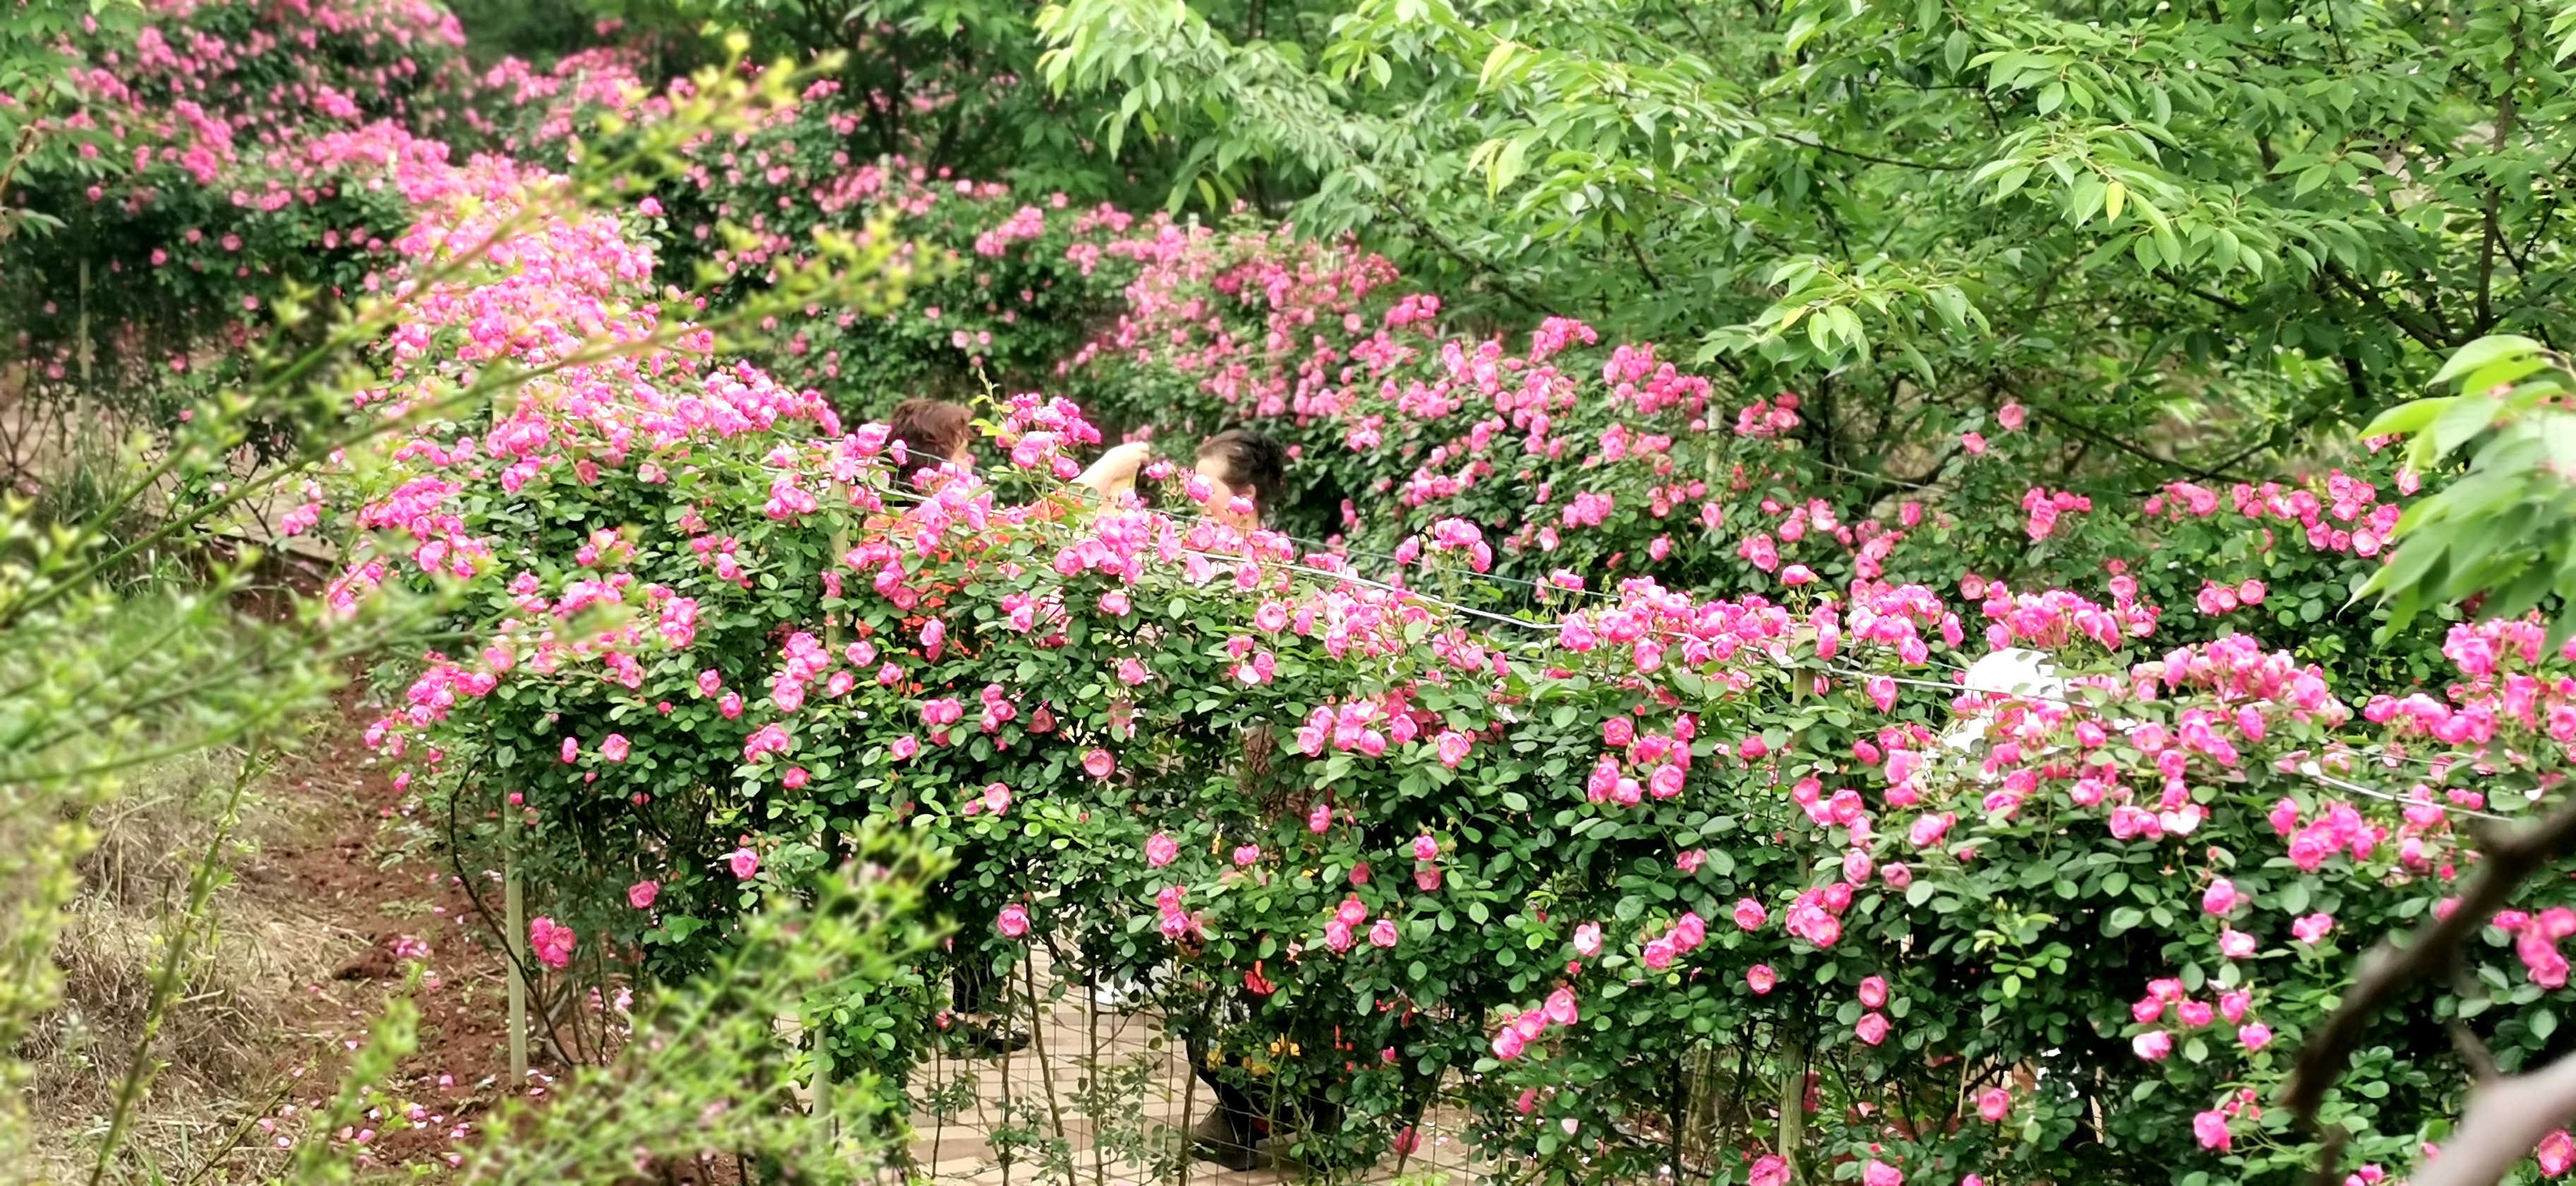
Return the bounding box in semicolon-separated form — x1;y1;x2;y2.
316;93;2576;1186
0;8;2510;1182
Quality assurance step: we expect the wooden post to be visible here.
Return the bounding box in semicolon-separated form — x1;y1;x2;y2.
1776;1026;1807;1183
503;806;530;1085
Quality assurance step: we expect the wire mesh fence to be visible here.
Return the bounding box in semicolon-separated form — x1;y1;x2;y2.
902;959;1486;1186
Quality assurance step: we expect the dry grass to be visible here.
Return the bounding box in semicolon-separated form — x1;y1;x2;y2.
16;749;343;1183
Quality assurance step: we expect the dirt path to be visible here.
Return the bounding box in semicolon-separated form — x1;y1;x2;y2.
238;693;525;1175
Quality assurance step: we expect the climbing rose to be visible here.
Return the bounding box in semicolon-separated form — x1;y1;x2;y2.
2202;877;2241;916
727;846;761;880
2542;1130;2576;1176
1748;1156;1790;1186
2193;1110;2231;1151
1977;1087;2010;1122
1084;748;1115;777
1859;976;1889;1008
998;904;1031;938
1863;1158;1902;1186
1747;964;1777;994
1546;986;1579;1025
600;733;629;762
1368;919;1400;948
1145;832;1178;868
2239;1023;2274;1050
1855;1012;1890;1046
2133;1031;2174;1060
1491;1026;1527;1061
1734;898;1767;930
2291;912;2336;943
528;916;576;969
1413;835;1441;861
627;880;658;910
1642;938;1677;970
1573;923;1602;956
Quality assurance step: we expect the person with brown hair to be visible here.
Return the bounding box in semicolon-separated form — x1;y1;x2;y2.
885;398;976;488
883;397;1157;497
1191;427;1287;529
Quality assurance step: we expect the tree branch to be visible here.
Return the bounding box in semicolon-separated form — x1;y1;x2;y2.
2286;792;2576;1139
2412;1050;2576;1186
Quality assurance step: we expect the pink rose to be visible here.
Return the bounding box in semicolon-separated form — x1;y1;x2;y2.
1642;938;1677;970
1084;748;1115;778
1412;835;1441;861
1369;919;1400;948
1855;1012;1890;1046
1977;1087;2010;1122
1545;986;1579;1025
1734;898;1767;931
1748;1156;1789;1186
1573;923;1603;956
2219;928;2256;959
627;880;659;910
2541;1130;2575;1176
1145;832;1178;868
2132;1031;2173;1060
1858;976;1889;1009
1491;1026;1527;1061
1747;964;1777;994
600;733;629;762
528;916;576;969
727;846;760;880
1862;1158;1902;1186
1308;802;1333;833
2291;912;2335;944
2202;877;2240;916
2238;1023;2273;1051
998;904;1030;938
2193;1110;2231;1151
1233;844;1262;867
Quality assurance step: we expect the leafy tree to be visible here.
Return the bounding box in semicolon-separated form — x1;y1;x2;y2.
1037;0;2576;495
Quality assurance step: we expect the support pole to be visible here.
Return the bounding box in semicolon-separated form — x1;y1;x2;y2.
1777;1026;1808;1183
504;806;530;1085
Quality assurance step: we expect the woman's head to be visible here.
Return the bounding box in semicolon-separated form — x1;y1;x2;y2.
1193;428;1286;529
886;399;973;486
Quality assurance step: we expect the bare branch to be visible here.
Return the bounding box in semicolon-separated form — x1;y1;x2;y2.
2412;1050;2576;1186
2287;793;2576;1122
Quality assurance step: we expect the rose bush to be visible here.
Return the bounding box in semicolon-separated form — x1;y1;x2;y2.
329;100;2576;1185
44;5;2576;1182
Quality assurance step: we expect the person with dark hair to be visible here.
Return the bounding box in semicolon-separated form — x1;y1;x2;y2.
885;398;976;488
1192;428;1287;529
883;397;1156;498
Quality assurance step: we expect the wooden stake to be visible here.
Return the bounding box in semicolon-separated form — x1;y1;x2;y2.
504;807;529;1085
1776;1026;1807;1183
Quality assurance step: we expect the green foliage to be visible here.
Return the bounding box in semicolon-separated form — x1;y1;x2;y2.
2362;334;2576;640
1036;0;2576;495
